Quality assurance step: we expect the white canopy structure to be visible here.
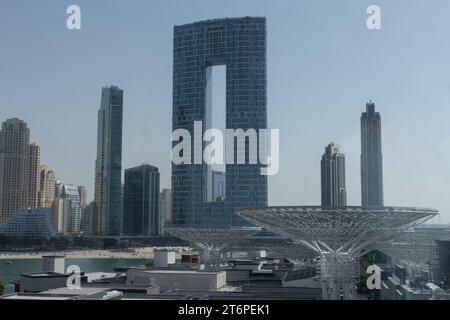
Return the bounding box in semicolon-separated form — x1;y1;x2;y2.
165;227;261;267
374;227;450;266
237;206;438;300
375;243;435;266
266;244;318;269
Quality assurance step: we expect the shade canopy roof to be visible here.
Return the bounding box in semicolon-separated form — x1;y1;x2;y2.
165;226;261;250
237;206;438;256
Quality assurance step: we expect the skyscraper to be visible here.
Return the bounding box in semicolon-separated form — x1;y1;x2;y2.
27;142;40;209
77;186;87;210
38;165;56;208
321;143;347;207
123;164;161;237
51;184;82;235
172;17;268;226
160;188;172;225
54;179;63;198
119;183;124;236
0;118;30;225
77;185;88;234
80;201;94;235
61;184;82;234
93;85;123;236
52;198;67;234
361;101;384;207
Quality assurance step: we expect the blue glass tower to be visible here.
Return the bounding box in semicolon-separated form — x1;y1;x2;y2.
172;17;268;226
123;164;161;237
94;85;123;236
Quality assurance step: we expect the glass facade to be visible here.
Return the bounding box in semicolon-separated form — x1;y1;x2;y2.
123;164;161;237
321;143;347;207
61;184;82;234
361;101;384;207
94;86;123;236
172;17;268;226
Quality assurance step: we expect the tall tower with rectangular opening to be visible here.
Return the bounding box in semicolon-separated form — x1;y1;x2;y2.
172;17;268;226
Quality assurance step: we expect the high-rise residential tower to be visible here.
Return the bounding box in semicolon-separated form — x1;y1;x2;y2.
27;142;40;209
321;143;347;207
38;165;56;208
93;85;123;236
52;198;67;234
0;118;30;225
77;186;87;210
80;201;94;235
123;164;161;237
54;179;63;198
361;101;384;207
77;185;88;233
160;188;172;226
61;184;82;234
172;17;268;226
51;184;82;235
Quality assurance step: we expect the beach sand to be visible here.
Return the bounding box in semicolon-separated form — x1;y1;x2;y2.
0;246;191;260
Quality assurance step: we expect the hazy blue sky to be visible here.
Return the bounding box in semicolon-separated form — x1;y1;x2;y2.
1;0;450;222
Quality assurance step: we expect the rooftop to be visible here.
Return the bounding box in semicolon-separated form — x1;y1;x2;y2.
21;272;68;278
128;268;224;275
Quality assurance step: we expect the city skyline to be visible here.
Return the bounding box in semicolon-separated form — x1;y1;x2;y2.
1;1;450;304
1;0;449;222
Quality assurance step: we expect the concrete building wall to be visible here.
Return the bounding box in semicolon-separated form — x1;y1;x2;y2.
20;274;68;293
42;256;65;274
126;269;227;292
154;251;176;268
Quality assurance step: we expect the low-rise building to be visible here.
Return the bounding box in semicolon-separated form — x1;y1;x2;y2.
0;208;58;239
126;268;227;292
154;250;176;268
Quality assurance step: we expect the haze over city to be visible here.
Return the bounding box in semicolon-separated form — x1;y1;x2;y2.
1;0;450;222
